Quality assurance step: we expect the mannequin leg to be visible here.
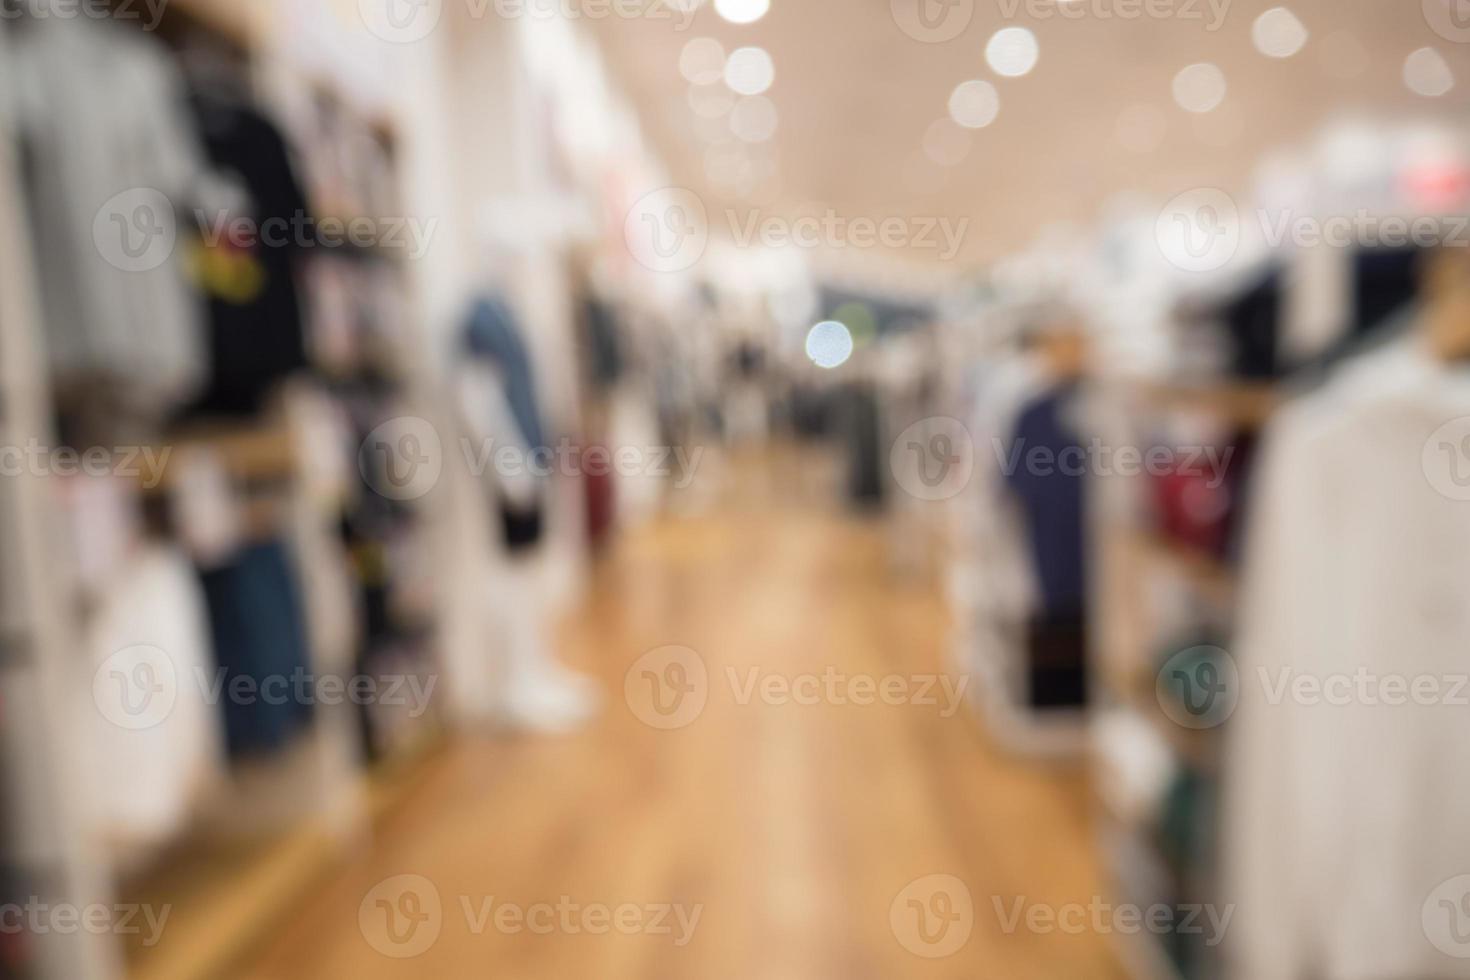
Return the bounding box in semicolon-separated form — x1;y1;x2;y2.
493;554;601;733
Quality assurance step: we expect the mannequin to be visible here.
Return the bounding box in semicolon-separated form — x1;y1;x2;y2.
457;251;598;733
1009;307;1093;713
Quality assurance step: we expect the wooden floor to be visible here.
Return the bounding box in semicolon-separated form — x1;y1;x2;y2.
236;457;1125;980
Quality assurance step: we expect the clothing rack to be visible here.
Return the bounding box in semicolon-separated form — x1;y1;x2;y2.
110;0;260;51
0;18;122;978
1084;261;1316;978
0;5;455;978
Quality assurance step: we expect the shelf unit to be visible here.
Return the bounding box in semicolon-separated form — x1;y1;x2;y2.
1139;380;1280;432
0;3;461;978
1089;377;1274;980
0;18;123;978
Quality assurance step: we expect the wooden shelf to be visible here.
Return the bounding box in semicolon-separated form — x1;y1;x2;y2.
1142;379;1281;430
164;0;261;50
1100;662;1220;772
1133;530;1236;606
1095;823;1188;980
137;421;297;496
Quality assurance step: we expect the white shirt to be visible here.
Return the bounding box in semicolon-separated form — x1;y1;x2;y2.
10;16;207;419
1224;332;1470;979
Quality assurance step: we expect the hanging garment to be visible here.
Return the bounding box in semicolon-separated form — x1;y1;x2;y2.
462;297;549;551
1004;383;1090;708
1309;247;1428;372
1159;765;1219;978
85;544;225;856
1283;244;1351;364
957;354;1045;715
183;94;313;416
582;297;625;390
583;458;616;549
10;16;207;421
608;386;665;525
465;296;548;452
197;539;314;756
1005;384;1088;614
1023;611;1087;708
963;356;1044;629
1220;269;1284;380
457;360;545;553
1350;245;1423;339
1222;333;1470;980
1149;435;1254;563
836;382;885;508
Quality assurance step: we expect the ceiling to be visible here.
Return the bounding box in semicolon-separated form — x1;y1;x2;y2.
588;0;1470;268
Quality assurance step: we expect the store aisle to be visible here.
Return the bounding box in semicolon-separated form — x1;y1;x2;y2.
238;458;1123;979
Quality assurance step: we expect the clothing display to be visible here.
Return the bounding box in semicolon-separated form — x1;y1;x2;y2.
1220;268;1283;380
465;295;549;453
457;359;545;553
1350;246;1422;339
836;382;884;508
333;375;440;758
10;16;207;422
197;539;313;756
1222;332;1470;980
184;93;313;416
1159;765;1217;977
583;460;616;547
956;352;1060;730
1023;611;1088;708
1297;246;1427;373
963;355;1044;628
6;7;1470;980
1005;385;1087;612
85;543;225;855
1149;435;1254;562
582;297;625;389
461;298;548;553
1004;384;1090;709
0;868;32;979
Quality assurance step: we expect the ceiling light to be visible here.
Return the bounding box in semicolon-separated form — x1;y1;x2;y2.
986;27;1039;77
1252;7;1307;58
714;0;769;24
679;38;726;86
1172;62;1226;113
1405;47;1454;97
948;80;1000;129
729;95;778;142
806;321;853;369
724;46;775;95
